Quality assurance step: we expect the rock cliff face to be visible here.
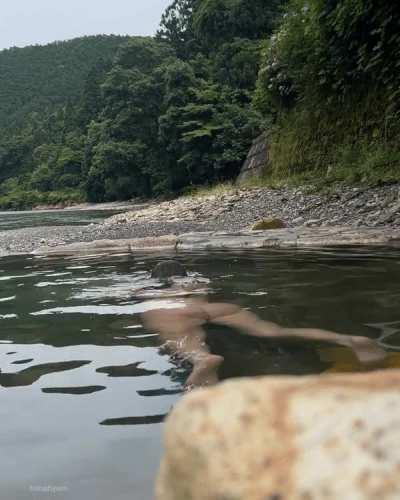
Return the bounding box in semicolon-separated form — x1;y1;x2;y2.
236;133;269;184
157;370;400;500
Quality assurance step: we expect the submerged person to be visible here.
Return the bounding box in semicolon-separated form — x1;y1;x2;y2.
141;260;387;388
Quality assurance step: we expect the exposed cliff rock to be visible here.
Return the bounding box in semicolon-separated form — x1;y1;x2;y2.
236;133;269;184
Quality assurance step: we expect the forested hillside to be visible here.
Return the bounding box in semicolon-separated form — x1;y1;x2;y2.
0;35;129;130
0;0;399;210
0;0;284;208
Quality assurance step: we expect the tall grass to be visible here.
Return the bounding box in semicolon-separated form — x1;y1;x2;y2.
185;182;237;199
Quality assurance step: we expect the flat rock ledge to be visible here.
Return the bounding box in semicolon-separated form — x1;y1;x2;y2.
157;369;400;500
32;235;179;256
33;226;400;256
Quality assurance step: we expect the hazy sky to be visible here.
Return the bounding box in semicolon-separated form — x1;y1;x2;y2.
0;0;172;50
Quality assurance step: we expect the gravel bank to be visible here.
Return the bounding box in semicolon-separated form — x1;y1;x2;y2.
106;184;400;229
1;184;399;256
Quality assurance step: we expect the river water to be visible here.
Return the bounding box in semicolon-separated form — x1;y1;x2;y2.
1;213;400;499
0;209;123;231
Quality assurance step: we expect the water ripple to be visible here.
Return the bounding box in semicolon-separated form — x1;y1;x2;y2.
30;301;186;316
1;247;400;500
0;296;16;302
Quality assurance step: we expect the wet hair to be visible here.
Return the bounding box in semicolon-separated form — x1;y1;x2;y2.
151;260;188;280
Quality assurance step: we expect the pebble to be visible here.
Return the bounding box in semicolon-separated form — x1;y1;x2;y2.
304;219;321;227
292;216;305;225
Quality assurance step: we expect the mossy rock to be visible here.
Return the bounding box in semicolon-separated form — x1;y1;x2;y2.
251;218;287;230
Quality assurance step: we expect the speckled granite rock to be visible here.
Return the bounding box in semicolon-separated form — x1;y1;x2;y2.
157;370;400;500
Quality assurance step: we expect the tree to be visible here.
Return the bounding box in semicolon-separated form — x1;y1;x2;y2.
157;0;200;59
115;37;175;73
193;0;285;50
77;58;112;128
213;38;262;90
86;140;148;201
83;39;176;200
0;0;290;208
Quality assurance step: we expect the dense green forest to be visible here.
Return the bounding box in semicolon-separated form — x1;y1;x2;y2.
255;0;400;186
0;35;129;130
0;0;399;209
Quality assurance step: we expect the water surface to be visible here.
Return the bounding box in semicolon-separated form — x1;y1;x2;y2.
0;209;123;231
1;249;400;500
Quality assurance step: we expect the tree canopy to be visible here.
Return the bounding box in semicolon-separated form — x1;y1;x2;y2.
0;1;284;208
2;0;396;209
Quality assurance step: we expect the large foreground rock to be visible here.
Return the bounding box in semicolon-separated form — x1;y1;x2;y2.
157;370;400;500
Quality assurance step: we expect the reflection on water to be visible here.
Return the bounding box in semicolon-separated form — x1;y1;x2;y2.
0;360;91;387
42;386;107;395
0;248;400;499
137;388;182;397
100;415;167;426
11;358;34;365
96;362;158;378
368;320;400;350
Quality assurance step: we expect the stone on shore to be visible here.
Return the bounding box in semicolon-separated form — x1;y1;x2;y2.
251;218;287;230
157;370;400;500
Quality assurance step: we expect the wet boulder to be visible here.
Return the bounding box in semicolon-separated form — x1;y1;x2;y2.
157;370;400;500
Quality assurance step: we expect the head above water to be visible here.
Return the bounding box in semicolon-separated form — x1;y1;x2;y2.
151;260;188;281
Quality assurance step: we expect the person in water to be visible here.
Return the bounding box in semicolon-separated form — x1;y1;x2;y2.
141;260;387;388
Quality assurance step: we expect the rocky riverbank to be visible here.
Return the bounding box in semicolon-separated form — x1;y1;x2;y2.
0;183;399;256
106;183;400;229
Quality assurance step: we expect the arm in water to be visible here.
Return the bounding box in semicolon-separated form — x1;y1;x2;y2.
142;300;387;388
